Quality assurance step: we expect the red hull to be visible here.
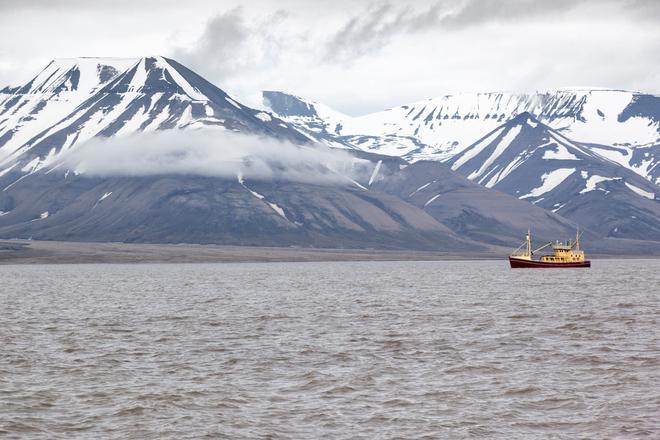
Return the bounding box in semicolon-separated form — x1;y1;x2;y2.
509;257;591;268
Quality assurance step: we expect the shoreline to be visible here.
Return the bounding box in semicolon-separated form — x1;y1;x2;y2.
0;239;505;265
1;239;658;265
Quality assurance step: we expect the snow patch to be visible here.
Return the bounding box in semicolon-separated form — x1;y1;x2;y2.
450;126;505;171
483;154;527;188
292;127;318;142
266;201;287;219
467;125;523;180
31;211;49;221
579;175;620;194
409;181;433;197
156;57;207;101
368;160;382;186
542;144;579;160
92;191;113;209
176;105;195;128
0;163;18;177
552;203;566;213
255;112;272;122
246;187;264;200
237;174;296;223
21;157;41;173
143;104;171;131
347;177;368;190
424;194;441;207
225;97;242;109
520;168;576;199
624;182;655;200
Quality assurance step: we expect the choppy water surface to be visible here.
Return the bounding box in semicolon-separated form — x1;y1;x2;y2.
1;260;659;439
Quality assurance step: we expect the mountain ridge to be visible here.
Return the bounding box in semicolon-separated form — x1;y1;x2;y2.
0;56;311;177
264;89;660;162
0;57;658;250
446;113;660;240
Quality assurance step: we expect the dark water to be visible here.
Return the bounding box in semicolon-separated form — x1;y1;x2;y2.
1;260;658;439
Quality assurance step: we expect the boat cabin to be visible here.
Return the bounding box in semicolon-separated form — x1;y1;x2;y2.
539;241;585;263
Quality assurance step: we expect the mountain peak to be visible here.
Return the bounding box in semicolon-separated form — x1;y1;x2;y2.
98;56;212;100
263;91;318;118
263;90;348;120
509;111;539;125
447;110;608;191
17;57;137;95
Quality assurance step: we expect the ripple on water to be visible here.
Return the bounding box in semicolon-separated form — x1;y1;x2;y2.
0;259;659;439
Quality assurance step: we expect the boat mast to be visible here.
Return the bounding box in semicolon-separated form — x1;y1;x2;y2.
527;228;531;257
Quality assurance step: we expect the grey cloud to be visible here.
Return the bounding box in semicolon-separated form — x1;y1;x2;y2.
322;0;657;63
439;0;585;27
174;8;250;80
170;0;659;91
442;0;656;25
2;0;656;116
627;0;660;19
173;7;292;83
324;2;446;62
62;129;370;184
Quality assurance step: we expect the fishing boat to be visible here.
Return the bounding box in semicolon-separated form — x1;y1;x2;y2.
509;229;590;268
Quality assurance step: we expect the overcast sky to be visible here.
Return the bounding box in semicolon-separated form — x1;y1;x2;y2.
0;0;658;115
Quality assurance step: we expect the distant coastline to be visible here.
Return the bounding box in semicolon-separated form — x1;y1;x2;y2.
0;240;504;264
1;240;658;265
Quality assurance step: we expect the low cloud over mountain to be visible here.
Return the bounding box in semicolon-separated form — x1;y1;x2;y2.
64;129;367;184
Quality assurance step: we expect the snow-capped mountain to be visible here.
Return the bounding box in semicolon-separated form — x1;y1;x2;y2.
0;58;658;249
446;113;660;240
0;58;136;164
264;89;660;180
264;90;429;157
263;90;347;136
0;57;308;176
0;57;485;250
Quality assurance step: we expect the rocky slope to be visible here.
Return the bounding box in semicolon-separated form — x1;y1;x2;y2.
445;113;660;240
0;58;656;250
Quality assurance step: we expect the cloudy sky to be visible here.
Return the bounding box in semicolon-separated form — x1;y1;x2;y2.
0;0;658;115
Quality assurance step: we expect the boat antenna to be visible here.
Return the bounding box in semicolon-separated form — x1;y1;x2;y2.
527;228;531;257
